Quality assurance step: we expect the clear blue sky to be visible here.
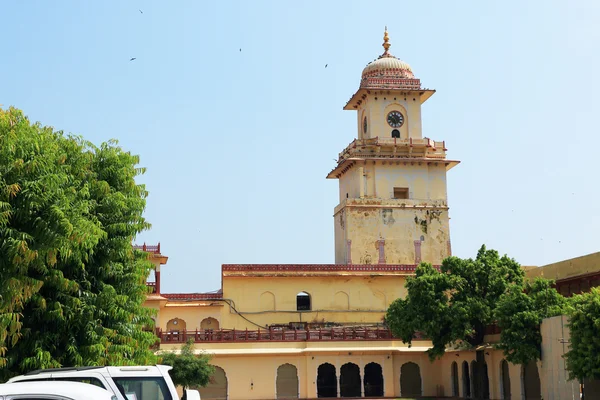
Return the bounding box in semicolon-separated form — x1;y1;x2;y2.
2;1;599;293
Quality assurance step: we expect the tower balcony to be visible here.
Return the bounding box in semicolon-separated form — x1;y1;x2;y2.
337;137;447;162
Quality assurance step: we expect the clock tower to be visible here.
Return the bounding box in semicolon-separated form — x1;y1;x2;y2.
327;28;459;265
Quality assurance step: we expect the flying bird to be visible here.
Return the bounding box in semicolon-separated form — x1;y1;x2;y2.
239;48;242;52
130;57;136;61
139;9;143;14
325;64;328;68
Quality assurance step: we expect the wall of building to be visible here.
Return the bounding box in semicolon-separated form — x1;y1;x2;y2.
219;275;408;329
539;315;581;400
340;199;450;265
359;95;423;140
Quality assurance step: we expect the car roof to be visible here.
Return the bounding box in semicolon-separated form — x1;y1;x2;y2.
10;364;172;382
0;381;115;399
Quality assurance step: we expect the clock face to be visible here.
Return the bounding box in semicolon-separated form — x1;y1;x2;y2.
387;111;404;128
363;116;367;134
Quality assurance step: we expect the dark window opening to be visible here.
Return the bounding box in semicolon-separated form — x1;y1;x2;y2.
393;187;409;199
392;129;400;138
296;292;311;311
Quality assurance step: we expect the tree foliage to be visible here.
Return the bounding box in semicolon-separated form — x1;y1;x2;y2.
495;278;566;365
564;287;600;381
159;339;214;391
386;245;524;360
0;107;157;377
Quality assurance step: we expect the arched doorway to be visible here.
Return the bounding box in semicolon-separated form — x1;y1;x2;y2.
522;361;541;400
462;361;471;398
364;362;384;397
340;363;360;397
201;317;219;330
451;361;459;397
500;359;511;400
400;362;421;397
317;363;337;398
483;362;490;399
198;366;227;400
276;364;299;399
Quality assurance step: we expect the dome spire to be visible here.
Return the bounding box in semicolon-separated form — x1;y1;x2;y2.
382;26;391;55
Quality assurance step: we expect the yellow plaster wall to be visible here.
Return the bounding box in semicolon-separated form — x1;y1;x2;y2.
219;275;408;329
338;166;360;202
360;94;423;140
526;251;600;281
156;304;223;331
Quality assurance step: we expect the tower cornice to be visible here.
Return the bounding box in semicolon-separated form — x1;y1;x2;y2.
344;88;435;110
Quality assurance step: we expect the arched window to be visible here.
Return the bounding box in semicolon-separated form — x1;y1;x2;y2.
392;129;400;138
296;292;311;311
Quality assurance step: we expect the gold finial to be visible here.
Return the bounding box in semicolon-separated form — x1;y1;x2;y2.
382;26;391;54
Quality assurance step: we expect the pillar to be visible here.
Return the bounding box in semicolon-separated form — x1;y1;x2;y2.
346;240;352;264
155;265;161;294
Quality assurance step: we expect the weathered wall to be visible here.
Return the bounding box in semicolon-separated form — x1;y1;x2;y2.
336;198;450;265
219;275;408;329
334;161;451;265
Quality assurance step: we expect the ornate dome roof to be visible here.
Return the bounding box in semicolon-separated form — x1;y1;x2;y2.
359;28;421;90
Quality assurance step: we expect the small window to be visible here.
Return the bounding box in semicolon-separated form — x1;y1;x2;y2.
420;235;425;242
393;187;409;199
392;129;400;138
296;292;311;311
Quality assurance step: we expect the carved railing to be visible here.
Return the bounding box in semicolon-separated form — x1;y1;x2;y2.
156;327;426;343
133;243;161;253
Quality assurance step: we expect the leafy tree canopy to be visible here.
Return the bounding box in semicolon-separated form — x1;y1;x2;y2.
160;339;214;391
495;278;566;365
386;245;524;360
0;107;157;377
564;287;600;382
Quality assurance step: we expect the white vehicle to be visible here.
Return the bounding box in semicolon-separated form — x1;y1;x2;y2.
0;380;117;400
8;365;200;400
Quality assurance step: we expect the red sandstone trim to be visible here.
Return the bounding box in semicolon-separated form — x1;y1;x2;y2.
222;264;439;272
162;293;224;300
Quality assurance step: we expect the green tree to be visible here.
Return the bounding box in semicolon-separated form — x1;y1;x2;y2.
564;287;600;382
160;339;214;392
0;107;157;377
495;278;566;365
385;245;524;399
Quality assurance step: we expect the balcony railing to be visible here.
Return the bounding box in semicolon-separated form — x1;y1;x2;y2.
156;327;426;343
133;243;161;254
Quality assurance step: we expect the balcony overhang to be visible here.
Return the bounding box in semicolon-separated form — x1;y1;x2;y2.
344;88;436;110
326;157;460;179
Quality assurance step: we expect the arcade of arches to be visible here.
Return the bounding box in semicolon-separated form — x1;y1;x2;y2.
316;361;395;398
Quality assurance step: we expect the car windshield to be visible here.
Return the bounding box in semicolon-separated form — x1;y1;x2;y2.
112;377;173;400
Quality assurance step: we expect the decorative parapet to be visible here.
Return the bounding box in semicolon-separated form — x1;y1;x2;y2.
223;264;429;272
222;264;440;278
162;292;223;301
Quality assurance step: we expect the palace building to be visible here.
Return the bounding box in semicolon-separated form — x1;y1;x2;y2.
141;29;599;400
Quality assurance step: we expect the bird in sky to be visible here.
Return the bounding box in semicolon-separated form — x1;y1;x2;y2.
325;64;328;68
130;57;136;61
239;48;242;52
139;9;143;14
